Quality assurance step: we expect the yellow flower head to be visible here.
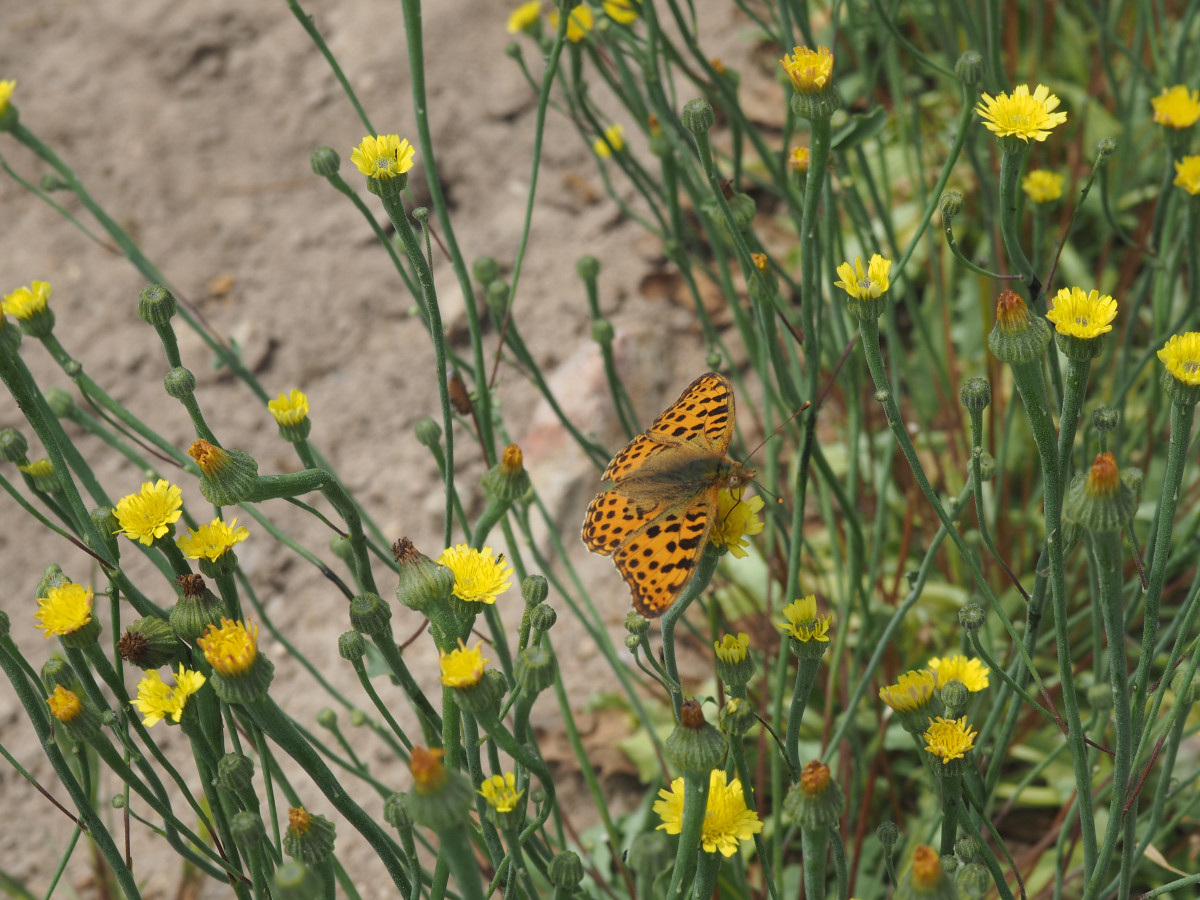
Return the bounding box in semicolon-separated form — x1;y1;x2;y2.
549;4;594;42
3;281;51;320
350;135;416;180
923;715;978;763
593;123;625;158
268;389;309;426
834;254;892;301
879;669;937;713
1151;85;1200;129
976;84;1068;142
47;685;84;722
1158;333;1200;386
114;479;183;545
654;769;763;857
603;0;639;25
506;1;541;33
1045;287;1117;340
908;845;946;891
478;772;524;812
714;632;750;664
197;619;259;677
780;46;834;94
175;517;250;562
437;544;513;604
778;594;832;643
1084;452;1120;498
131;665;207;727
1022;169;1064;204
710;489;764;558
439;641;490;687
789;146;811;173
34;582;94;638
927;654;989;691
0;79;14;117
18;459;54;478
1174;155;1200;195
993;288;1035;333
751;253;769;273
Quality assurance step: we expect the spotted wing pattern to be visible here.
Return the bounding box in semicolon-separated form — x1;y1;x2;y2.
582;373;740;617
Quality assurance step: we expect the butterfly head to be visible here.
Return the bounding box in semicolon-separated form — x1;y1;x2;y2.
726;461;756;490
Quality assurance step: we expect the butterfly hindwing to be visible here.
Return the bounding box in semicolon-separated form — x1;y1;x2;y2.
612;494;717;617
581;488;673;556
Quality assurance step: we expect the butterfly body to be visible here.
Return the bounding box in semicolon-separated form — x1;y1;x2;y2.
582;373;754;617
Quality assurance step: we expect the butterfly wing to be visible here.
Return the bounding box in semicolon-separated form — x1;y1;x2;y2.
582;488;674;556
613;490;718;617
600;373;737;483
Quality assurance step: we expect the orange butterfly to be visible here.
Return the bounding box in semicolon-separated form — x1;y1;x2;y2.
581;373;755;617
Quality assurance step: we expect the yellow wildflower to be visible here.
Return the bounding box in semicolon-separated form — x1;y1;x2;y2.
2;281;51;319
437;544;513;604
350;135;415;179
654;769;763;857
1151;85;1200;129
175;517;250;562
710;489;764;558
1045;287;1117;340
113;479;183;545
976;84;1068;142
34;582;94;638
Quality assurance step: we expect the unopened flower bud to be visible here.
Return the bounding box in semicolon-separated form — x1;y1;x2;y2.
137;285;177;327
664;699;725;775
310;146;340;177
472;256;501;286
959;377;991;412
959;602;986;633
680;98;715;136
939;190;964;222
954;50;984;86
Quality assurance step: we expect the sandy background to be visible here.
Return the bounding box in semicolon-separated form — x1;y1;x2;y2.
1;0;783;895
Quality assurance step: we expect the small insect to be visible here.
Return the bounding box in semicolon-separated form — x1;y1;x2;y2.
581;373;754;617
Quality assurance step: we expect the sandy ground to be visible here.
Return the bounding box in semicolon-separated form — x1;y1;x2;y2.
1;0;774;894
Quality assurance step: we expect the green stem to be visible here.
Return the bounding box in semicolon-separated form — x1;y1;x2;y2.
660;546;720;720
665;772;710;900
998;144;1037;284
800;825;830;900
938;770;963;857
784;654;822;774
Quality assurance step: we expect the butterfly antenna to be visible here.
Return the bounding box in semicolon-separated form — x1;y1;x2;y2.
741;400;811;463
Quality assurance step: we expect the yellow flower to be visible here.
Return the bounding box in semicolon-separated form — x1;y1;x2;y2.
778;595;831;642
18;459;54;478
350;135;415;179
1174;155;1200;195
439;641;490;687
2;281;51;319
549;4;594;42
593;123;625;158
113;479;183;545
603;0;638;25
976;84;1068;142
878;669;937;713
906;845;947;891
131;665;207;727
714;632;750;664
1022;169;1064;203
834;254;892;301
47;686;84;722
0;79;14;117
751;253;769;273
709;489;764;558
34;582;94;638
268;389;309;426
927;654;990;691
1045;287;1117;340
789;146;810;173
198;619;259;677
1157;333;1200;386
923;715;978;763
437;544;513;604
478;772;523;812
780;46;834;93
1084;452;1121;499
653;769;763;857
506;1;541;33
175;517;250;562
1151;85;1200;129
410;746;447;794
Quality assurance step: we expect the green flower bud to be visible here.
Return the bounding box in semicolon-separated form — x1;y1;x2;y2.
954;835;980;863
40;655;75;692
876;820;900;849
189;440;259;507
0;428;29;463
316;708;337;731
680;98;715;136
954;51;984;86
310;146;340;177
783;760;845;829
348;709;366;728
383;792;413;833
977;452;996;481
273;862;317;900
348;592;392;637
414;417;442;448
714;632;755;689
482;443;532;503
591;317;615;346
1095;137;1117;163
45;387;75;418
1170;667;1197;706
939;680;970;718
514;643;557;697
46;687;103;743
718;697;756;737
451;668;506;720
575;255;600;282
36;563;68;598
170;574;225;642
485;280;510;317
549;851;585;890
117;616;181;670
705;350;722;370
664;699;725;776
958;602;985;633
624;611;651;637
959;376;991;412
988;290;1051;366
138;285;177;327
231;810;267;848
939;189;964;222
1092;406;1119;432
521;574;549;608
472;256;501;286
284;808;337;865
337;630;366;661
213;753;255;794
528;603;557;635
956;861;992;898
393;537;454;614
1062;452;1136;534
